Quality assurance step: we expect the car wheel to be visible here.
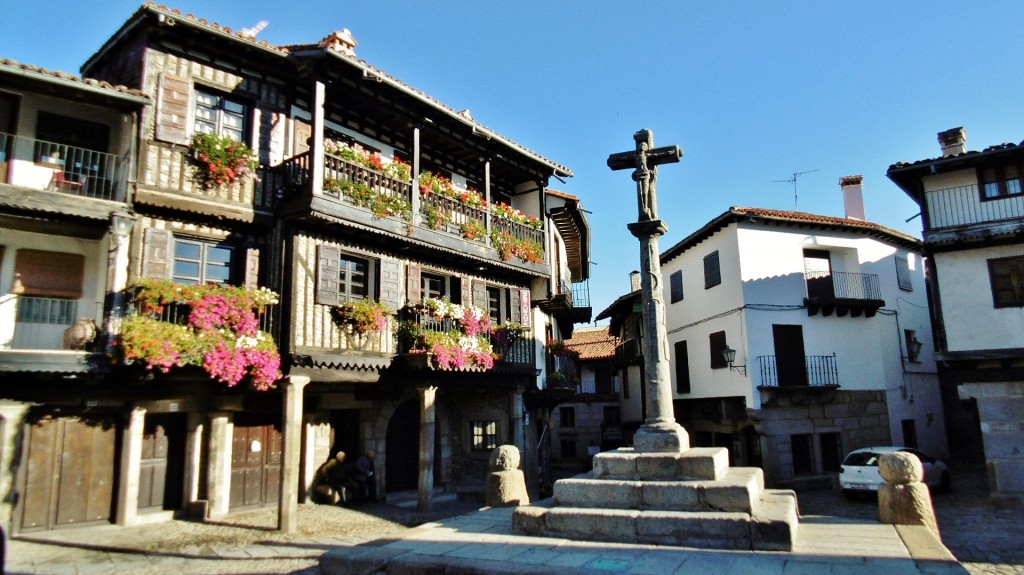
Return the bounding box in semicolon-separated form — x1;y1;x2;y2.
939;471;952;493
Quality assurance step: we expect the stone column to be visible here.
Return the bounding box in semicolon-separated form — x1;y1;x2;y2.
511;387;525;453
104;211;135;354
278;375;309;533
418;384;438;512
0;402;29;526
182;411;204;508
115;406;146;526
207;412;233;519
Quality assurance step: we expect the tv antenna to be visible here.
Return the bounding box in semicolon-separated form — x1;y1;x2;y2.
241;20;269;38
772;169;819;210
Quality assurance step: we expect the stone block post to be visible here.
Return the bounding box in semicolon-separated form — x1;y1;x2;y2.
878;451;940;536
279;375;309;533
418;384;437;513
207;412;233;519
115;406;146;526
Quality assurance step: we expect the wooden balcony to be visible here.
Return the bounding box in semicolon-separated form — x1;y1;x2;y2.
923;184;1024;243
803;271;884;317
537;279;592;335
273;152;546;270
0;132;130;203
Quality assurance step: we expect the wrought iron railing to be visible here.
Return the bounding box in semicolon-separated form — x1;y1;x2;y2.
756;354;839;388
924;184;1024;229
8;296;103;350
804;270;881;300
0;132;130;202
396;309;534;366
571;279;591;308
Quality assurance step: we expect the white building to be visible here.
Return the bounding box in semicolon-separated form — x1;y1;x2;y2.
888;127;1024;505
657;179;947;488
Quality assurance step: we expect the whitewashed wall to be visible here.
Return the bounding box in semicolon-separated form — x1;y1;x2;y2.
936;244;1024;352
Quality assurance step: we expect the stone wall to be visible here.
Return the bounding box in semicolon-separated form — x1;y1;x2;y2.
960;381;1024;505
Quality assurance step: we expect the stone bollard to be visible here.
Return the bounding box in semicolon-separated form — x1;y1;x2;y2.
877;451;940;536
485;445;530;507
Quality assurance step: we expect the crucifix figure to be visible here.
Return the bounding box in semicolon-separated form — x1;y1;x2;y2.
608;129;688;453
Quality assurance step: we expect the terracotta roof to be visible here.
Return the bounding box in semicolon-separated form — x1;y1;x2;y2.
546;189;580;201
564;326;618;360
661;206;922;264
888;140;1024;172
114;4;572;177
0;58;148;102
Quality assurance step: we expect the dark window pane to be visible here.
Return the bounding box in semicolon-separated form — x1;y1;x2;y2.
670;270;684;303
709;331;727;369
704;251;721;289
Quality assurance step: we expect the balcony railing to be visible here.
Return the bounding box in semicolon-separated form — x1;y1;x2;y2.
571;280;591;309
925;184;1024;230
0;132;129;202
129;299;280;343
324;153;413;207
804;270;881;301
7;296;102;350
756;354;839;388
396;310;535;368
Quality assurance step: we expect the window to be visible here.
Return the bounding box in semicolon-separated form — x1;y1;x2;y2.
791;434;814;475
487;286;502;324
559;407;575;428
194;89;247;142
12;249;85;298
670;270;684;303
674;340;691;393
337;254;370;302
173;238;235;285
989;255;1024;308
978;162;1024;200
902;419;918;449
703;251;721;289
895;255;913;292
904;329;921;363
316;245;377;307
560;439;577;458
421;272;448;301
471;421;498;451
709;331;727;369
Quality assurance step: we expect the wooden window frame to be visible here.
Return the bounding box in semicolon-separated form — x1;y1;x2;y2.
977;161;1024;201
703;251;721;289
193;87;249;143
709;331;727;369
988;255;1024;308
470;420;498;451
674;340;691;393
670;270;684;303
172;237;236;286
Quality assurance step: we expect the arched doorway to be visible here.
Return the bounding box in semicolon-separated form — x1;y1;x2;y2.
385;400;420;493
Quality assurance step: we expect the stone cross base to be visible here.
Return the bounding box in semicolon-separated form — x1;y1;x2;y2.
513;447;799;551
632;421;689;453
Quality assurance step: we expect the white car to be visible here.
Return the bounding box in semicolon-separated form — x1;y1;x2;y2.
839;446;951;499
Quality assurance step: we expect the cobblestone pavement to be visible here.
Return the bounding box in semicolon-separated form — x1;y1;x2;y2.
799;460;1024;575
6;462;1020;575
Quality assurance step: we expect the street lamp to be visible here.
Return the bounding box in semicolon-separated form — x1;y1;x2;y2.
722;345;746;376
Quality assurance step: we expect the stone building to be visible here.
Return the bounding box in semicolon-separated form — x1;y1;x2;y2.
0;3;590;534
888;127;1024;505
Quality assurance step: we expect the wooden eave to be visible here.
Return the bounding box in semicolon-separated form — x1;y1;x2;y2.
549;203;590;282
132;186;275;227
0;185;125;238
0;61;148;110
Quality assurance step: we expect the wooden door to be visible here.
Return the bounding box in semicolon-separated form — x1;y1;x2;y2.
138;413;185;511
19;417;116;532
772;324;808;387
230;414;282;509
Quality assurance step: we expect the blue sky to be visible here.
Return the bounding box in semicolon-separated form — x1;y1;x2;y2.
4;1;1024;318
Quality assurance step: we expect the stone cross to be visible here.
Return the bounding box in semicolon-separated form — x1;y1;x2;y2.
608;129;689;453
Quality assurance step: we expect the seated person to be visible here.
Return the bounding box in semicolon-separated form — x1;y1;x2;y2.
311;451;355;504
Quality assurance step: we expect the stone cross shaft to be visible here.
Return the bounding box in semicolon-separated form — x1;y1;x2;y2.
608;129;689;453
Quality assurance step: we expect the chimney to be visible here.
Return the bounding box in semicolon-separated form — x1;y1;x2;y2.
839;175;866;221
937;127;966;157
322;29;357;57
629;270;641;292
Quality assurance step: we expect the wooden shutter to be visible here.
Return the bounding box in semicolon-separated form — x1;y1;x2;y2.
316;244;340;306
670;271;684;303
406;264;421;307
674;340;690;394
293;119;311;155
142;228;174;280
12;250;84;298
155;74;190;145
518;287;532;328
378;257;402;310
460;276;472;307
472;280;488;309
510;288;521;324
244;247;260;289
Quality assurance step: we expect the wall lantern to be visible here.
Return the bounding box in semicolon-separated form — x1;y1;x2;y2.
722;345;747;376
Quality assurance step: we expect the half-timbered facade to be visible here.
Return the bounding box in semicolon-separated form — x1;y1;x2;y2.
0;3;590;534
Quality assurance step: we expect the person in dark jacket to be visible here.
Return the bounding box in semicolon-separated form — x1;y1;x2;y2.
352;449;377;503
312;451;355;504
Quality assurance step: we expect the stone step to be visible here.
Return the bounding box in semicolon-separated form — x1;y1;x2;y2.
554;466;765;513
513;488;799;551
592;447;729;481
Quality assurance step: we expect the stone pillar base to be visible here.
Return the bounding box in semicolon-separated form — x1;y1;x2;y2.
633;422;689;454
